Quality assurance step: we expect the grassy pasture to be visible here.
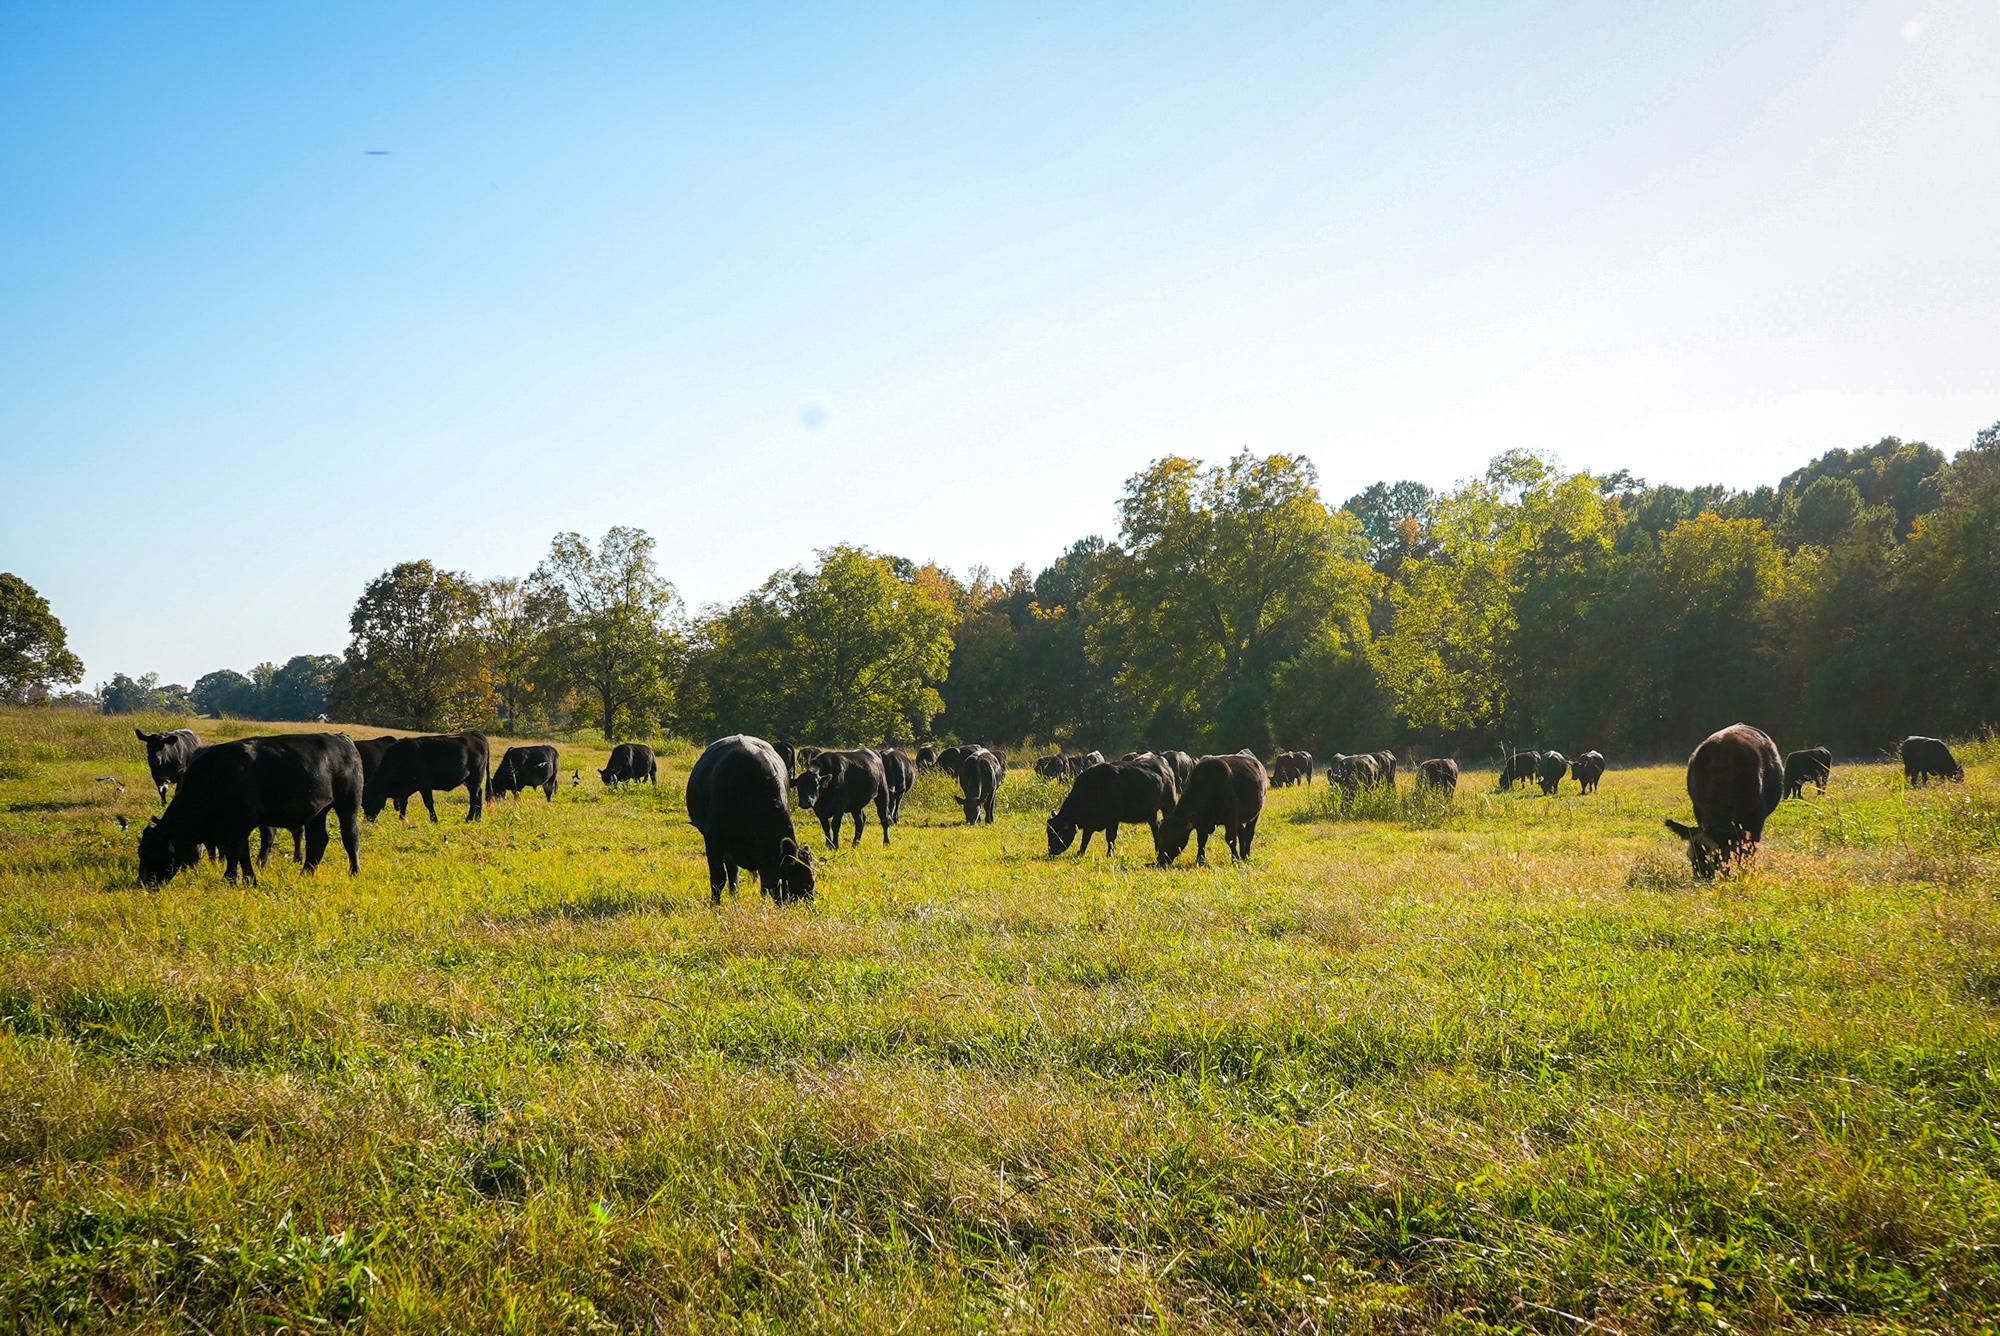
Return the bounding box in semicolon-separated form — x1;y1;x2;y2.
1;711;1997;1332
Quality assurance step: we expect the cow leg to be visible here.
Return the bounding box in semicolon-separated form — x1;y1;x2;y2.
420;789;438;822
707;848;727;906
876;793;890;844
231;832;257;885
394;795;409;821
467;778;482;821
1241;817;1259;859
544;781;555;801
158;783;169;805
1194;826;1211;866
1077;829;1094;855
257;826;276;868
984;793;996;824
852;806;867;846
337;805;361;875
1105;824;1118;854
303;814;330;873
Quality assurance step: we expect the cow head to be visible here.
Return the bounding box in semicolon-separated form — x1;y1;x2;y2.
136;817;198;886
768;837;815;903
1046;812;1078;855
795;769;822;809
1154;817;1191;867
1664;818;1727;881
597;764;617;785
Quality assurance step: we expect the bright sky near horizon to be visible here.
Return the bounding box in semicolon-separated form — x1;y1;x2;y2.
2;1;1997;685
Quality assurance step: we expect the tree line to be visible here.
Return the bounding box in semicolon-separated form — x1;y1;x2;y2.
9;418;1995;758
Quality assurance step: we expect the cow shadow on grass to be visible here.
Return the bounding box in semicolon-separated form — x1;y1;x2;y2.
474;889;686;929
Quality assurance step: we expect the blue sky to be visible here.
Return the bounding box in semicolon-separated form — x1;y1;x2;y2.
2;1;1996;684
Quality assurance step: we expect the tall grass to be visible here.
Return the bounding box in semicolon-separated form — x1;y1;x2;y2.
1;708;1997;1331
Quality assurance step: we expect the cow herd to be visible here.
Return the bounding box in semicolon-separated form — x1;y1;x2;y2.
129;723;1969;897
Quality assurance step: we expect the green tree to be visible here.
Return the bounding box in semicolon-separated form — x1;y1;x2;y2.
685;545;956;744
98;672;192;716
532;527;682;742
1096;452;1375;751
1374;454;1615;739
191;668;258;718
0;572;85;703
341;560;485;729
476;577;561;731
269;654;341;720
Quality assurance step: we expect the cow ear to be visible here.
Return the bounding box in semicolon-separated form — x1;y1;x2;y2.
135;728;149;742
1664;819;1697;841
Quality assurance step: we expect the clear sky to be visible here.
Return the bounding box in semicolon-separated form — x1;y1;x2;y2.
3;1;1996;685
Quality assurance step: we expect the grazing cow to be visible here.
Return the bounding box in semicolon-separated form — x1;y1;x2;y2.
490;744;561;801
956;747;1002;824
353;735;400;791
1537;751;1568;796
135;727;201;804
1665;723;1784;881
1270;750;1314;788
1035;754;1068;780
916;745;939;769
934;744;970;777
1329;752;1381;794
1572;750;1606;794
878;746;916;823
599;742;658;787
1157;749;1195;791
685;734;815;905
1782;746;1832;799
1416;758;1459;793
137;733;362;886
1156;754;1268;866
1071;750;1106;776
1499;749;1541;791
1046;755;1178;857
1370;751;1398;787
365;732;490;822
796;749;891;848
1900;736;1963;786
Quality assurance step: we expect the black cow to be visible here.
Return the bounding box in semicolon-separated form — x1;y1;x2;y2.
1370;750;1397;787
1270;750;1314;788
796;749;890;848
599;742;658;787
934;744;969;777
1157;753;1267;866
915;745;939;769
1046;755;1178;857
135;727;201;804
1499;749;1541;791
1034;754;1068;780
353;735;400;787
1537;750;1568;796
1157;749;1195;791
1782;746;1832;799
1415;758;1459;793
1900;736;1963;786
490;744;561;801
956;747;1002;824
685;734;815;905
365;732;489;822
1330;752;1381;793
879;746;916;823
1572;750;1606;794
1665;723;1784;881
1070;750;1106;777
138;733;362;886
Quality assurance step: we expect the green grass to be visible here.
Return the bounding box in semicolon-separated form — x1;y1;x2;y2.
2;710;1998;1332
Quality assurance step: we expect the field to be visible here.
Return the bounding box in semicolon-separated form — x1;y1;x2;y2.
1;711;1998;1332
